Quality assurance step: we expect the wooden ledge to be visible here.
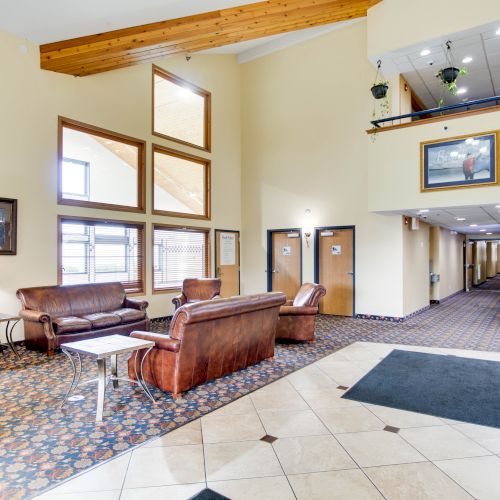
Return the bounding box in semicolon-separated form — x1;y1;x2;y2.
366;104;500;134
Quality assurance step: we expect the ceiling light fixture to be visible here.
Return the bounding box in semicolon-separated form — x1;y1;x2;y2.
418;209;429;213
470;224;478;227
420;49;431;56
486;232;493;235
496;27;500;36
480;229;486;232
462;56;473;64
456;87;467;95
456;217;466;221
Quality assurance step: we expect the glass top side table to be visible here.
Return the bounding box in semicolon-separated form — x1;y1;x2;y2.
0;313;21;360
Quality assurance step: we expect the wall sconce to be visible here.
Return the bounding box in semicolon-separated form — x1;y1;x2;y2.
304;209;312;247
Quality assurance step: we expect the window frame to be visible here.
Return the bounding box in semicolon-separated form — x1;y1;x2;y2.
58;116;146;213
57;215;146;295
152;144;211;220
152;223;211;294
152;65;212;153
61;157;90;200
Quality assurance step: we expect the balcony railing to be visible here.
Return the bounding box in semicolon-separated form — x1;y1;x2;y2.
371;95;500;128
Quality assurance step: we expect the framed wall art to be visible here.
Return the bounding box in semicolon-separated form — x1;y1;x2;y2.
0;198;17;255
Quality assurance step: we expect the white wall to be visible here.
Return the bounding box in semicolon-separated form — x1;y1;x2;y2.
240;21;406;318
0;28;242;340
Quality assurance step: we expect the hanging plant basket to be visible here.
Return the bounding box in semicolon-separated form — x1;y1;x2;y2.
371;83;388;99
439;67;460;85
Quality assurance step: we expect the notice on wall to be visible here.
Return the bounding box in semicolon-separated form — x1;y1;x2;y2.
220;232;236;266
331;245;342;255
283;246;291;256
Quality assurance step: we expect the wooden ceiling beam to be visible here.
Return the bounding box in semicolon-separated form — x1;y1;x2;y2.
40;0;381;76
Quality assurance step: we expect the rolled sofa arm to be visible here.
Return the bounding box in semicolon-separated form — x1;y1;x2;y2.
124;298;149;311
172;293;187;310
19;309;51;323
279;305;319;316
130;331;181;352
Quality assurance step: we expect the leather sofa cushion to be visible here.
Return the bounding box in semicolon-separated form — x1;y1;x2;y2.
82;312;121;329
53;316;92;334
113;308;146;323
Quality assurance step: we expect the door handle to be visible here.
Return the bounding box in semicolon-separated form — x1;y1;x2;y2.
272;269;279;273
347;271;354;276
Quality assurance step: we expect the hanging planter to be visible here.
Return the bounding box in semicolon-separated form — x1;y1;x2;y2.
371;83;389;99
438;67;460;85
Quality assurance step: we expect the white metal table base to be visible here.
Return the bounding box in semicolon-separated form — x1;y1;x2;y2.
61;347;155;422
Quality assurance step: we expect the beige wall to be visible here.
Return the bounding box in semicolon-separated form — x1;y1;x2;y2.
498;242;500;273
0;29;242;340
240;21;406;318
367;0;500;58
432;227;467;301
368;111;500;213
473;241;487;284
402;219;430;316
486;241;498;277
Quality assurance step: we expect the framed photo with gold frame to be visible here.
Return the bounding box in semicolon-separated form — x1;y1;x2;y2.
0;198;17;255
421;131;498;191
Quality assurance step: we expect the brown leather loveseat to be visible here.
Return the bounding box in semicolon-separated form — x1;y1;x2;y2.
129;292;286;397
17;282;149;355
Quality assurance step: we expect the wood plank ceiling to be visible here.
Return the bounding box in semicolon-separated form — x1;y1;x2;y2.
40;0;381;76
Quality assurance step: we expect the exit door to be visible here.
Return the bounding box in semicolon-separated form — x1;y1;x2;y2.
215;229;240;297
315;226;355;316
268;229;302;300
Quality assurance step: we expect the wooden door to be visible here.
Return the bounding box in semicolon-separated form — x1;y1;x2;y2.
271;231;301;300
465;242;473;291
317;228;354;316
215;230;240;297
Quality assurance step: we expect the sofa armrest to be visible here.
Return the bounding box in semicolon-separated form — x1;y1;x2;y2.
19;309;51;323
124;297;149;311
285;299;294;306
279;305;319;316
172;293;187;310
130;331;180;352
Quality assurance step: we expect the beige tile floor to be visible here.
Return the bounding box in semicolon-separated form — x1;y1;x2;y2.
37;342;500;500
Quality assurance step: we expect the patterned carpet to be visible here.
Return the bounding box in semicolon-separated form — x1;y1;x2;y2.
0;289;499;499
477;274;500;291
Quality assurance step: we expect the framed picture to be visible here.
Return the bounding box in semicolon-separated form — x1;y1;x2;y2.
421;132;498;191
0;198;17;255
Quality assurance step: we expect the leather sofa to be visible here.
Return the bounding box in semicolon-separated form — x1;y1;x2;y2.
17;282;149;355
275;283;326;342
129;292;286;397
172;278;222;310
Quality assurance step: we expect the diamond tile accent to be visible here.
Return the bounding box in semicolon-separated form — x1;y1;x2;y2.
261;434;278;443
188;488;231;500
384;425;400;434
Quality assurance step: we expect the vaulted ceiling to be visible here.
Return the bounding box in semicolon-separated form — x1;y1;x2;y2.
26;0;381;76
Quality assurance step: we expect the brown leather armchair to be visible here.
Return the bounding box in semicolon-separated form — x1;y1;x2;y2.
129;292;286;397
172;278;222;310
275;283;326;342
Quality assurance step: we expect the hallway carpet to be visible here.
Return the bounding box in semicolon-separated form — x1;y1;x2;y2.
477;274;500;292
0;289;498;499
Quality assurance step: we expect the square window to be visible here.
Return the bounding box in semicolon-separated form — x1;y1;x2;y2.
153;145;210;220
153;66;211;151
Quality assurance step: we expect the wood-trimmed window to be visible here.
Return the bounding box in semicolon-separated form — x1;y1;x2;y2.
153;224;210;292
152;66;211;152
58;117;146;213
58;216;145;294
152;144;211;220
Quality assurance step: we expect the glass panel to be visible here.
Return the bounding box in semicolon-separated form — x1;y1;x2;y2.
154;73;206;148
61;126;139;208
153;150;205;216
153;228;207;290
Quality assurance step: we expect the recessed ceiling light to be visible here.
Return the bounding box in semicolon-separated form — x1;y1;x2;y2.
486;232;493;235
420;49;431;56
496;205;500;208
470;224;478;227
418;209;429;213
456;217;466;221
480;229;486;232
456;87;467;95
462;56;473;64
496;27;500;36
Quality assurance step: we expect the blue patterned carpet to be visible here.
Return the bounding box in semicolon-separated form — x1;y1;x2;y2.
0;289;498;499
